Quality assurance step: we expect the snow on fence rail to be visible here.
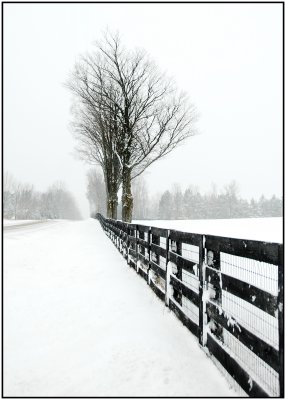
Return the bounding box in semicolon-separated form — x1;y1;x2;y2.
95;214;284;397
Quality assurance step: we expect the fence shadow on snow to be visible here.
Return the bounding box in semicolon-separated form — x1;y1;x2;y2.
95;213;284;398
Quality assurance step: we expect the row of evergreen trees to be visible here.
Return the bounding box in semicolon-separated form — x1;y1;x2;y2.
157;182;282;220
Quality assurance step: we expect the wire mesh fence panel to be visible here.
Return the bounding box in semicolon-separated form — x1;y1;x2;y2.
222;328;279;396
221;291;278;349
181;269;200;293
136;225;150;274
181;243;200;264
182;295;200;325
205;235;281;397
221;253;278;295
168;230;203;339
180;243;200;323
149;227;168;300
127;224;137;269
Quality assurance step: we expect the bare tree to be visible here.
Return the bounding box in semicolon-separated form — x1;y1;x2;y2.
4;172;17;219
41;182;82;220
67;64;123;219
67;32;197;222
86;168;107;217
17;184;36;219
4;172;82;220
132;175;149;220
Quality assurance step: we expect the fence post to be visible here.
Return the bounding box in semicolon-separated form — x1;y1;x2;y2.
165;230;170;306
123;223;128;260
198;235;205;346
205;238;223;342
128;224;131;260
206;248;221;304
116;224;119;249
174;239;182;306
119;222;123;254
111;221;114;243
147;227;151;285
137;229;143;272
278;244;284;398
135;225;138;272
149;229;159;285
152;231;160;264
126;224;130;265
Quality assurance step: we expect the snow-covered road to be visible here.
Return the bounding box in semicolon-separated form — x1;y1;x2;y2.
4;219;236;397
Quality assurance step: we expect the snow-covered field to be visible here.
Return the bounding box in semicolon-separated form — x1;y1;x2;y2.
4;219;236;397
4;219;41;226
134;217;283;243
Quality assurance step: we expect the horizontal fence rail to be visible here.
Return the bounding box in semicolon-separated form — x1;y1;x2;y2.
95;213;284;397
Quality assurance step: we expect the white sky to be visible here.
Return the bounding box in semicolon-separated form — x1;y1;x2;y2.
4;3;283;218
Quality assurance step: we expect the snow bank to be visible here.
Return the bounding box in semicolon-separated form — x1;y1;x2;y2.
4;219;237;397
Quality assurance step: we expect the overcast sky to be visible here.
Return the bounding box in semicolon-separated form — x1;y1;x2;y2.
4;3;283;218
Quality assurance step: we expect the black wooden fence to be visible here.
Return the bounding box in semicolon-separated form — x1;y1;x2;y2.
96;213;284;397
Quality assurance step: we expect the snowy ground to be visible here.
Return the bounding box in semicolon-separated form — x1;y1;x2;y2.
3;220;58;234
134;217;283;243
4;219;37;226
3;219;46;227
4;219;237;397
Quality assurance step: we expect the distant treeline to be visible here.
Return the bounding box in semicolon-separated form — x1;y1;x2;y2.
4;173;82;220
156;182;282;220
87;169;282;220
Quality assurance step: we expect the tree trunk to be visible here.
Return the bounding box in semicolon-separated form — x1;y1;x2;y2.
104;162;119;220
106;196;112;218
106;192;118;219
122;165;133;223
110;193;118;219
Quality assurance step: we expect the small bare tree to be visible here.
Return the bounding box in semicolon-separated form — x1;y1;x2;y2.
41;182;82;220
4;172;17;219
86;168;107;217
132;175;149;220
